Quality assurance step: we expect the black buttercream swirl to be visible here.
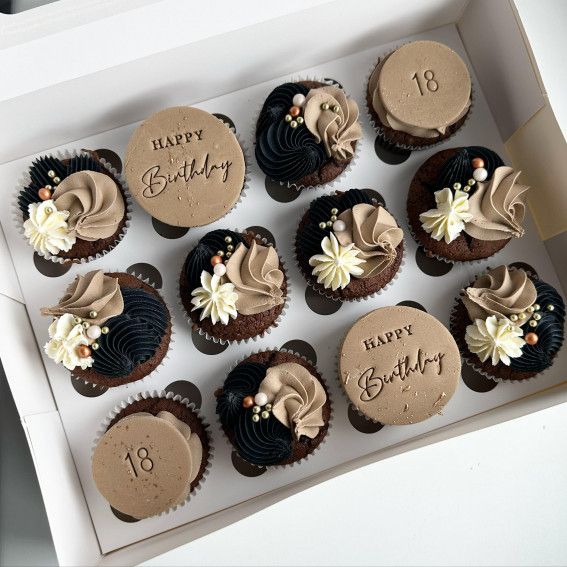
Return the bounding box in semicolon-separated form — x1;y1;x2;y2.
256;82;309;135
233;408;293;466
18;153;107;218
216;362;267;427
296;189;373;260
510;280;565;373
92;287;168;378
183;229;246;292
255;120;326;183
434;146;504;195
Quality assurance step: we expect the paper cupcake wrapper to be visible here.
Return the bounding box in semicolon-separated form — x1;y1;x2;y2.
67;269;175;389
364;44;475;151
294;196;406;302
250;76;360;192
12;148;132;265
178;229;291;346
216;346;334;470
92;390;213;518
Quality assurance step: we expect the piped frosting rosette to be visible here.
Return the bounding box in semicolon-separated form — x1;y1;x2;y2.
15;150;130;264
40;269;172;387
215;348;332;468
450;265;565;381
295;189;404;301
179;229;289;344
254;79;362;190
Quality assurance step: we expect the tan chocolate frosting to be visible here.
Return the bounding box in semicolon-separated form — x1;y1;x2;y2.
303;85;362;160
41;270;123;326
464;166;529;241
52;171;125;241
334;204;403;278
225;240;284;316
258;362;326;439
462;265;537;324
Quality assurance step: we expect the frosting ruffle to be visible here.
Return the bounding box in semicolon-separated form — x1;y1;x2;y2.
463;265;537;324
52;171;125;241
334;203;403;278
225;240;284;315
464;166;529;241
41;270;124;326
257;362;326;440
303;85;362;160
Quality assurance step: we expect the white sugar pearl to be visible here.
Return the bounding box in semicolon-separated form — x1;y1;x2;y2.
86;325;102;340
473;167;488;182
292;93;306;107
213;263;227;277
254;392;268;407
333;219;346;232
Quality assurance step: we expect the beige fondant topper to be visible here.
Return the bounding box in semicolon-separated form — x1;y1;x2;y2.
125;106;245;227
340;306;460;425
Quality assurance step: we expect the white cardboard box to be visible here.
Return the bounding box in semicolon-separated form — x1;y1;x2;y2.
1;1;566;565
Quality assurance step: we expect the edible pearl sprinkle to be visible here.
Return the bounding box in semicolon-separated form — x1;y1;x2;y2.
332;220;346;232
290;120;298;128
453;182;461;190
296;116;304;124
473;168;488;182
533;313;542;321
292;93;306;107
529;320;538;327
48;170;55;178
319;222;326;230
321;102;329;111
252;414;260;423
101;326;109;334
87;325;102;340
547;304;555;311
510;314;518;322
254;392;268;406
213;263;227;277
252;405;261;414
89;310;98;319
284;114;292;123
261;410;270;419
224;236;232;244
91;342;100;350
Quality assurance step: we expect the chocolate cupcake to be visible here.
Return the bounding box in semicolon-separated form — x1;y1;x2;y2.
179;229;288;343
40;270;172;387
93;392;210;519
339;306;461;425
407;146;530;262
451;265;565;382
17;150;128;263
367;40;471;149
125;106;247;228
215;350;331;467
255;80;362;189
295;189;404;301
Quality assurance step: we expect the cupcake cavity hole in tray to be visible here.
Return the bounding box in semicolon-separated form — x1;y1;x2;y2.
0;24;565;553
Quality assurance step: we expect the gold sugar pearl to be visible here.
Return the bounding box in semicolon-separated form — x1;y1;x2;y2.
217;250;224;257
326;220;332;227
252;414;260;423
284;114;292;123
510;314;518;322
290;120;298;128
330;215;337;222
89;310;98;319
332;104;340;113
91;342;100;350
321;102;330;111
533;313;542;321
518;312;526;320
529;320;538;328
265;403;272;411
101;326;109;334
526;306;534;313
82;321;90;329
224;236;232;244
547;304;555;311
227;244;234;251
533;303;540;311
226;251;232;258
319;222;326;230
331;208;338;215
468;179;476;186
73;316;82;325
48;170;55;178
453;182;461;190
261;410;270;419
296;116;304;124
252;405;261;414
53;177;61;184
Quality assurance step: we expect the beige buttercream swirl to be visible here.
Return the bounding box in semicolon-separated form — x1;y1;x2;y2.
52;171;125;242
41;269;124;326
334;204;403;278
368;53;471;138
463;265;537;324
258;362;326;440
224;240;284;316
463;166;529;241
303;86;362;160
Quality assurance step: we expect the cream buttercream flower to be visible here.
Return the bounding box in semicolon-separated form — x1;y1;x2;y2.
191;270;238;325
465;315;525;366
23;200;75;255
419;188;473;244
309;233;365;291
44;313;93;371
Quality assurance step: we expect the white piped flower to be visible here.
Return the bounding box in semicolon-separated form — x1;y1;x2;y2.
309;232;365;291
191;270;238;325
465;315;525;366
419;188;473;244
44;313;93;371
23;200;75;255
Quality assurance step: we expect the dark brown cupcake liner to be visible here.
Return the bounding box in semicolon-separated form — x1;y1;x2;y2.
217;347;333;470
178;230;291;346
13;149;132;265
92;390;212;518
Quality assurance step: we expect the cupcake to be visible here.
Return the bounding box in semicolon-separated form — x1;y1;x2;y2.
17;151;128;263
215;350;331;467
179;229;288;343
124;106;246;227
339;306;461;425
451;265;565;381
407;146;530;262
255;80;362;188
295;189;404;301
367;40;471;149
93;393;210;519
40;270;172;387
